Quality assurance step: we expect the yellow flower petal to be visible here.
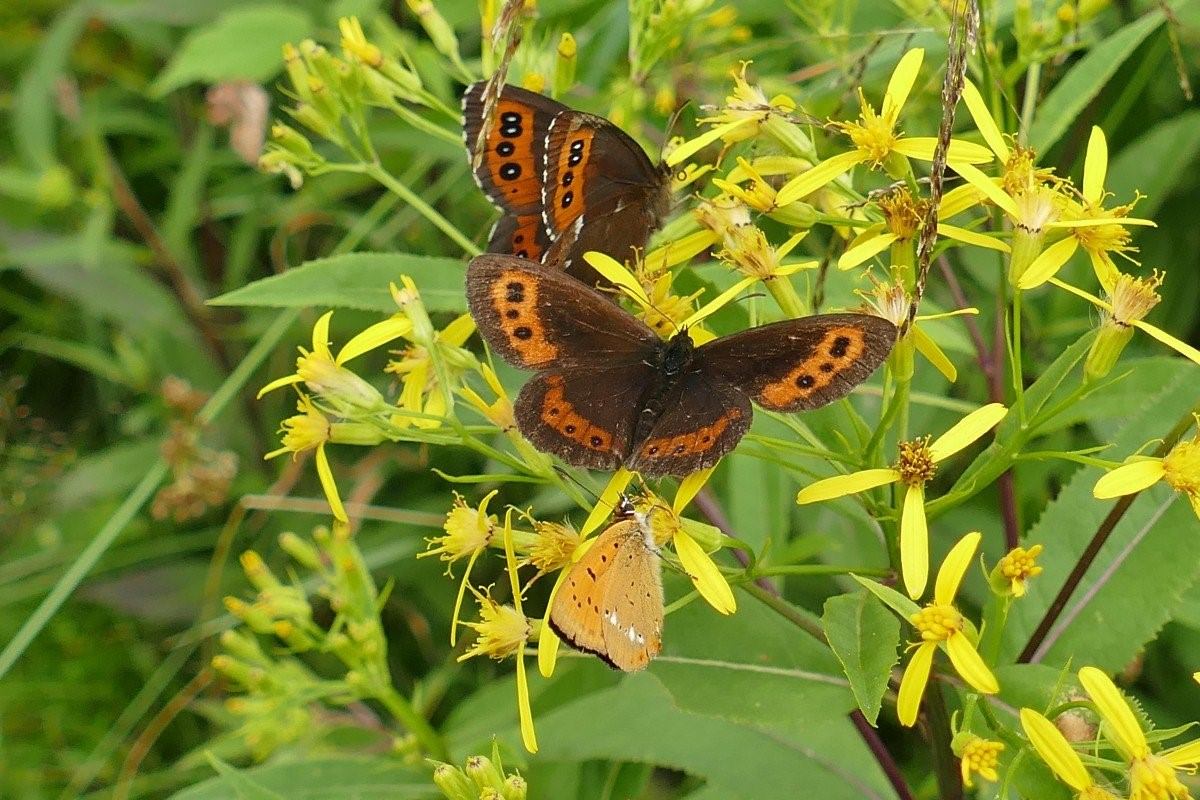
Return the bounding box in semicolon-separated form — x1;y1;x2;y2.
337;317;414;364
681;275;758;329
674;526;736;614
1132;319;1200;366
929;403;1007;462
1088;251;1121;294
944;631;999;693
796;468;900;504
940;183;985;218
1165;739;1200;768
643;230;720;273
515;648;538;753
937;223;1011;253
582;252;650;305
1083;126;1108;206
312;310;334;358
1018;238;1080;290
1078;666;1148;759
900;484;929;599
935;530;981;606
439;313;477;347
776;150;868;207
1020;708;1093;791
674;466;716;514
1047;217;1156;229
537;569;569;678
314;443;347;522
911;325;957;382
582;468;635;536
258;373;303;398
897;641;936;727
449;548;483;647
1093;458;1166;499
839;232;897;270
954;162;1021;218
665;117;758;167
893;137;994;164
776;230;810;259
884;48;924;119
961;80;1010;162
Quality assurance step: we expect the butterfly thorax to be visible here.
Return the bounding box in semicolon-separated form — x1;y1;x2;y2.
659;330;695;376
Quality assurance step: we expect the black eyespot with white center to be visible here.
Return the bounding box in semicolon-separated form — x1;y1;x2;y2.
561;191;574;208
500;112;521;125
514;326;532;339
796;374;815;389
496;141;515;157
500;163;521;181
562;171;573;186
830;336;852;357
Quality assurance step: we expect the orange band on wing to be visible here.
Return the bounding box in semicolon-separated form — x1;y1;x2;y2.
547;126;594;232
638;407;744;460
757;326;867;408
490;269;559;366
541;375;614;452
485;99;542;208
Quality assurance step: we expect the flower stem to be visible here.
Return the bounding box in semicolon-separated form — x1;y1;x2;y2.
1018;61;1042;146
766;275;808;318
376;684;450;761
1011;288;1027;423
850;710;916;800
926;682;965;800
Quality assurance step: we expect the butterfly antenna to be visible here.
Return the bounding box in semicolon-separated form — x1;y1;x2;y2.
551;465;609;507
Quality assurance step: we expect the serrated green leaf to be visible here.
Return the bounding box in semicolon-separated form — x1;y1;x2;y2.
150;5;315;97
1030;11;1167;153
1000;369;1200;669
822;591;900;724
211;252;467;313
170;756;436;800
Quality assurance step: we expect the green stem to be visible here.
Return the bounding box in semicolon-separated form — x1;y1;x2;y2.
766;275;808;318
1018;61;1042;146
1012;288;1026;423
376;684;450;761
751;564;891;578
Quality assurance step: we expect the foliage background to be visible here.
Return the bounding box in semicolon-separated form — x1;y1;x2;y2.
1;0;1198;798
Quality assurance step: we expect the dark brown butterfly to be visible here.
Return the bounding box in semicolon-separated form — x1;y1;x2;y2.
461;82;673;285
466;254;899;477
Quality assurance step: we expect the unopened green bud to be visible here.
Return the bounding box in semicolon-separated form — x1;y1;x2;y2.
882;151;910;181
553;33;577;97
328;421;388;447
211;654;265;687
240;550;280;591
679;518;723;553
760;114;815;159
431;763;474;799
35;165;76;208
480;790;502;800
220;629;269;665
768;200;818;229
289;103;340;143
283;42;311;101
1007;229;1045;287
465;755;506;791
272;620;316;651
305;76;342;127
279;531;323;570
1084;322;1133;382
224;596;275;632
407;0;460;62
501;774;528;800
888;333;916;381
270;122;316;160
258;587;312;623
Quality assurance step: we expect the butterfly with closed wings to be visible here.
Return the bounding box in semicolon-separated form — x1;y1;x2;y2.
466;254;899;477
462;82;673;285
549;495;665;672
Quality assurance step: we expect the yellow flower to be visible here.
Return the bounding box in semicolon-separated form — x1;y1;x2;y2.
775;49;993;206
1017;127;1154;292
712;157;818;228
460;363;516;431
1094;418;1200;519
958;735;1004;788
1079;666;1200;800
896;532;999;726
423;490;497;646
1020;707;1123;800
839;186;1010;271
516;518;582;576
992;544;1044;597
1052;270;1200;369
859;280;978;382
798;404;1008;597
264;394;347;523
458;588;528;663
258;311;390;412
955;84;1147;289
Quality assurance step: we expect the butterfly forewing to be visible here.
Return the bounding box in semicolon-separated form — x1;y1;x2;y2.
466;255;658;370
698;314;898;412
549;518;663;672
487;213;549;262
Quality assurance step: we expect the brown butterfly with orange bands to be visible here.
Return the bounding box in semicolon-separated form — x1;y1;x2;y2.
462;82;673;285
466;254;899;477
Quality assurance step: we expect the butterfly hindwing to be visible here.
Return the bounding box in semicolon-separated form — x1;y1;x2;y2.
466;255;657;370
514;365;653;471
699;314;898;412
627;370;752;476
488;213;550;262
549;518;663;672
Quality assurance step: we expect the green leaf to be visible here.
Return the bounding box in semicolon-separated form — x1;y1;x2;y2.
1000;367;1200;669
150;5;315;96
650;583;855;727
822;591;901;725
169;756;437;800
210;252;467;314
13;3;89;170
852;574;922;620
1030;10;1166;153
